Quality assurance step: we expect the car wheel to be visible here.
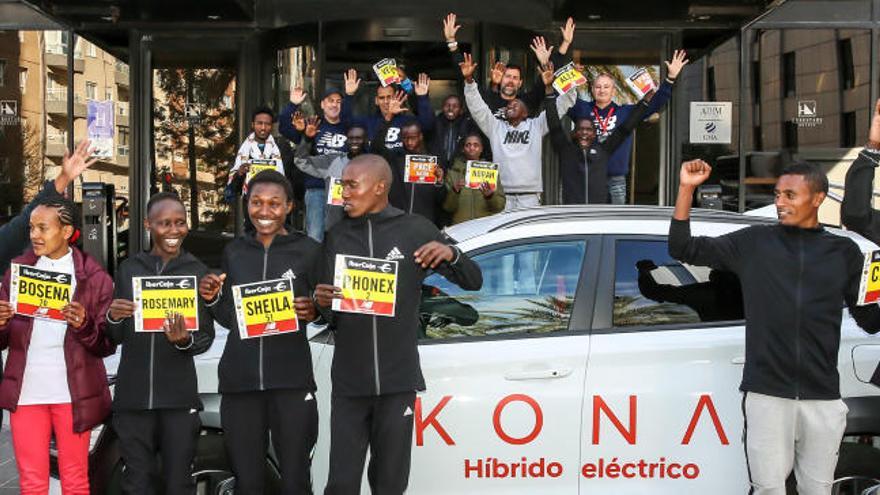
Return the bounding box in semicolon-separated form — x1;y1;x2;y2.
192;433;282;494
832;443;880;495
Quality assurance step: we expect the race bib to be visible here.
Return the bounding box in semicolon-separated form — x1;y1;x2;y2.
858;250;880;305
333;255;398;317
373;58;400;87
232;278;299;339
245;159;280;184
404;155;439;184
133;276;199;332
552;62;587;94
10;264;72;321
625;68;657;99
465;161;499;191
327;177;344;206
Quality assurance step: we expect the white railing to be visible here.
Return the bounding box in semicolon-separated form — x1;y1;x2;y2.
46;88;83;103
47;132;67;144
45;44;82;58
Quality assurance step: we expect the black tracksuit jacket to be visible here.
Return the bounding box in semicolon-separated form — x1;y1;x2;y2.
547;92;650;204
375;119;448;225
107;251;215;411
320;206;482;397
669;218;880;399
209;232;320;394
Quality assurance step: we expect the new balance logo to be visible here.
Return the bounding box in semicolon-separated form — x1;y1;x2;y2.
281;269;296;280
503;130;530;144
386;247;405;261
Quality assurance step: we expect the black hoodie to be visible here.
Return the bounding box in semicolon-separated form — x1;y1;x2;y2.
320;206;482;397
209;231;320;394
107;251;215;411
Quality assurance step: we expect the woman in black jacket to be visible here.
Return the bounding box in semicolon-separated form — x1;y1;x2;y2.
106;191;215;495
199;170;321;495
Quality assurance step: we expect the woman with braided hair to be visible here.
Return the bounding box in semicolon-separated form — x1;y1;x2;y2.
0;196;116;495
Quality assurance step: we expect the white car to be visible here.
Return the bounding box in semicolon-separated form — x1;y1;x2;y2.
84;205;880;494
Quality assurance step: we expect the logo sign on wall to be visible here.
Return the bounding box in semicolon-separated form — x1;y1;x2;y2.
0;100;20;126
793;100;823;128
689;102;732;144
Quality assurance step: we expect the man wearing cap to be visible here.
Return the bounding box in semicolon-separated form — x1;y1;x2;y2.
280;86;353;241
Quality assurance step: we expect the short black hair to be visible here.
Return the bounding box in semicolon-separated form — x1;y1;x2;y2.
780;161;829;194
348;124;367;135
251;106;275;123
146;191;185;217
401;121;422;134
247;169;293;202
35;196;80;231
443;94;462;104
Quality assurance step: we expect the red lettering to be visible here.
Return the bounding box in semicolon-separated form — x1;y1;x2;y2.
592;395;637;445
681;394;729;445
493;394;543;445
415;395;455;446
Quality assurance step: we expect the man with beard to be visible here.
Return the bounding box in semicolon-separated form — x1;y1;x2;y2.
228;107;285;196
292;125;368;234
280;86;353;240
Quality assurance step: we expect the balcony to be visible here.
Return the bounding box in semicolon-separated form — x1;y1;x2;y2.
114;62;129;88
46;88;87;118
45;44;84;73
46;132;68;158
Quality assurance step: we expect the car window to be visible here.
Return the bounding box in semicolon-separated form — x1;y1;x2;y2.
420;240;587;340
613;239;744;327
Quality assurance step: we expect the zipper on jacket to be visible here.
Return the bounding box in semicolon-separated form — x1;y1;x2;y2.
148;260;167;409
260;247;269;391
409;183;415;214
794;233;803;400
368;219;381;395
582;149;589;204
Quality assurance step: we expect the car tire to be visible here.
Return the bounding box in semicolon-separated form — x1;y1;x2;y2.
192;432;282;494
784;443;880;495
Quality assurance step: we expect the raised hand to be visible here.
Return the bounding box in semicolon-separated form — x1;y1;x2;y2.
679;159;712;188
665;49;690;80
459;53;478;82
415;73;431;96
57;139;98;193
199;273;226;302
304;115;322;139
344;68;361;96
490;61;506;86
108;299;137;321
290;86;307;105
388;90;410;115
530;36;553;67
292;111;306;132
559;17;575;55
443;13;461;43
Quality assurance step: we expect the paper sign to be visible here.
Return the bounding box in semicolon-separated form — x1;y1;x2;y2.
245;159;280;184
333;255;398;317
327;177;344;206
689;102;733;144
465;161;499;191
625;68;657;99
133;276;199;332
404;155;439;184
373;58;400;87
87;100;115;159
232;278;299;339
10;264;72;321
552;62;587;94
858;250;880;305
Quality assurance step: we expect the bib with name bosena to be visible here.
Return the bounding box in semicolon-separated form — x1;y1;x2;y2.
333;254;398;317
232;277;299;339
133;276;199;332
10;263;72;321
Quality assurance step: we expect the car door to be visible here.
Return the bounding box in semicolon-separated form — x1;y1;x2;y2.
579;233;748;494
408;232;600;494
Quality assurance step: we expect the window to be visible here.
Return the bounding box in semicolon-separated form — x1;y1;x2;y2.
838;38;854;90
420;240;587;340
613;239;743;327
751;61;761;101
0;60;6;87
842;111;857;148
86;41;96;58
105;87;113;101
782;51;796;97
783;120;798;149
19;68;27;94
706;66;716;102
86;81;97;101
